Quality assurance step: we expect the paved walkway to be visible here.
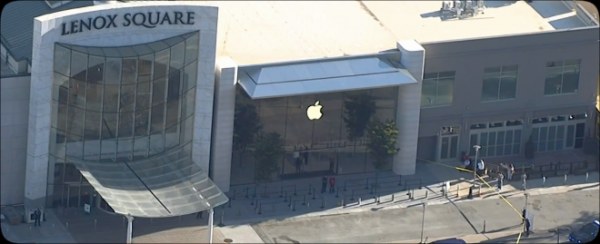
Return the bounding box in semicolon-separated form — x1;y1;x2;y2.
252;190;599;243
1;151;597;243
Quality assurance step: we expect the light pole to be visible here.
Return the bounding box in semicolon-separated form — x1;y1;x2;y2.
208;208;214;244
420;196;428;243
472;145;481;183
125;214;134;244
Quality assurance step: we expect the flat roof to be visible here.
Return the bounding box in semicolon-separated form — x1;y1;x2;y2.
212;0;591;65
0;1;594;67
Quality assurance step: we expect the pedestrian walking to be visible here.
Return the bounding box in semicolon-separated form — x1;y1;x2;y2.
321;176;328;194
497;172;504;191
196;210;203;219
524;218;531;237
521;208;527;224
329;176;336;193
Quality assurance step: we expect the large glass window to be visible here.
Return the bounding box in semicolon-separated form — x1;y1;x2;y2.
230;86;399;185
48;32;200;208
421;71;455;107
544;60;580;95
482;65;518;101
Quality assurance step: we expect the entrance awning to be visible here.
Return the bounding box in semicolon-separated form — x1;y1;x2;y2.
237;55;417;99
67;147;228;218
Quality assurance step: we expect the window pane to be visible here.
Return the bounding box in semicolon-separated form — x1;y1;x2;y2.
514;129;522;144
184;33;199;65
85;83;103;111
118;111;134;138
539;127;548;141
133;137;149;156
556;125;565;139
138;54;154;83
502;65;519;73
499;76;517;99
133;109;150;137
149;133;165;156
561;65;580;93
154;49;170;79
70;51;88;80
488;132;496;146
84;110;102;140
104;58;122;85
150;103;165;134
68;106;85;137
513;143;520;155
436;77;454;105
482;77;499;101
152;77;167;106
504;143;512;155
449;136;458;159
421;80;437;106
121;58;138;84
441;137;449;159
497;131;505;146
170;42;185;70
183;89;196;119
65;135;83;158
103;85;119;112
179;114;194;144
120;84;136;112
484;66;501;74
164;100;180;129
136;81;151;111
575;123;585;138
480;133;488;147
54;45;71;76
101;112;118;139
167;70;181;101
566;125;575;147
544;67;563;95
182;62;198;93
548;126;557;141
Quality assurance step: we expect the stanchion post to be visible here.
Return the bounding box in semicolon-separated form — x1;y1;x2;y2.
456;185;460;198
478;186;481;197
365;179;370;189
391;194;395;202
217;210;225;227
358;197;362;206
284;192;288;202
542;177;546;186
483;220;486;233
425;191;428;199
586;172;589;182
279;187;284;197
303;195;307;205
564;174;568;184
232;189;236;201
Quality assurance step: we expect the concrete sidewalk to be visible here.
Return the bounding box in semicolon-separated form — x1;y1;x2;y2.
397;229;572;243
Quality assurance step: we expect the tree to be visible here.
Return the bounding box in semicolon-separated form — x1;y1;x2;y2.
343;93;376;153
253;132;285;185
366;118;400;171
233;103;262;167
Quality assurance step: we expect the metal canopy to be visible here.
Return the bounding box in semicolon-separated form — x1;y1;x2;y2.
238;56;417;99
67;146;228;218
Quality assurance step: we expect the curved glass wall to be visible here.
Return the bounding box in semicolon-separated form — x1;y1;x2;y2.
45;32;228;217
231;87;399;185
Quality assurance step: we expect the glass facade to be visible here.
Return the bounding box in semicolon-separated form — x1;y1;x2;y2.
421;71;455;107
47;32;200;209
231;87;399;185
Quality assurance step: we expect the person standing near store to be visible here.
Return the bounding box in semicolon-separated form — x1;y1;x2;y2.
329;176;336;193
321;176;328;194
507;163;515;181
524;218;531;237
497;171;504;191
34;209;41;227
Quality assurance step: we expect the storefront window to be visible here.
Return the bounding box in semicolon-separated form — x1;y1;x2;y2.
47;32;200;208
230;86;399;185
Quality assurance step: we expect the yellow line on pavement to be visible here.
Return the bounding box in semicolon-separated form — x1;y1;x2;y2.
417;158;525;243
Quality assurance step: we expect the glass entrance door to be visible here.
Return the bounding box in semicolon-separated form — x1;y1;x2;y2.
439;135;459;161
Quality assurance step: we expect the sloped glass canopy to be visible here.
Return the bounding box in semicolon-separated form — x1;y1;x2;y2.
67;146;228;218
238;56;417;99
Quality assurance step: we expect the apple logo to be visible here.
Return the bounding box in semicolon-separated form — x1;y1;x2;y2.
306;101;323;120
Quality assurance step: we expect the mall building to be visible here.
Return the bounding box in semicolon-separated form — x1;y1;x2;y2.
1;0;598;217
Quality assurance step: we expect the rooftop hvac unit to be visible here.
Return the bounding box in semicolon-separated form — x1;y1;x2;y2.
440;0;486;19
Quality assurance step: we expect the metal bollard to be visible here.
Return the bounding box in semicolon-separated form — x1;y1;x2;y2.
303;195;307;205
290;201;294;211
66;222;69;230
564;174;568;184
586;172;589;182
292;201;296;211
341;199;345;207
542;177;546;186
358;197;362;206
94;219;97;230
218;210;225;227
283;192;288;202
456;185;460;198
377;194;381;204
251;196;255;205
391;194;395;202
425;191;428;199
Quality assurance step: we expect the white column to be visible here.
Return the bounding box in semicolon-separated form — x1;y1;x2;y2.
207;208;214;244
394;40;426;175
126;214;134;244
209;57;238;192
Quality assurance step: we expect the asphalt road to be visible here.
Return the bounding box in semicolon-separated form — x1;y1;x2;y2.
251;190;599;243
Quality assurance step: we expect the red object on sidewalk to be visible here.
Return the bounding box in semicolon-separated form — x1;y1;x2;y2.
329;177;336;186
